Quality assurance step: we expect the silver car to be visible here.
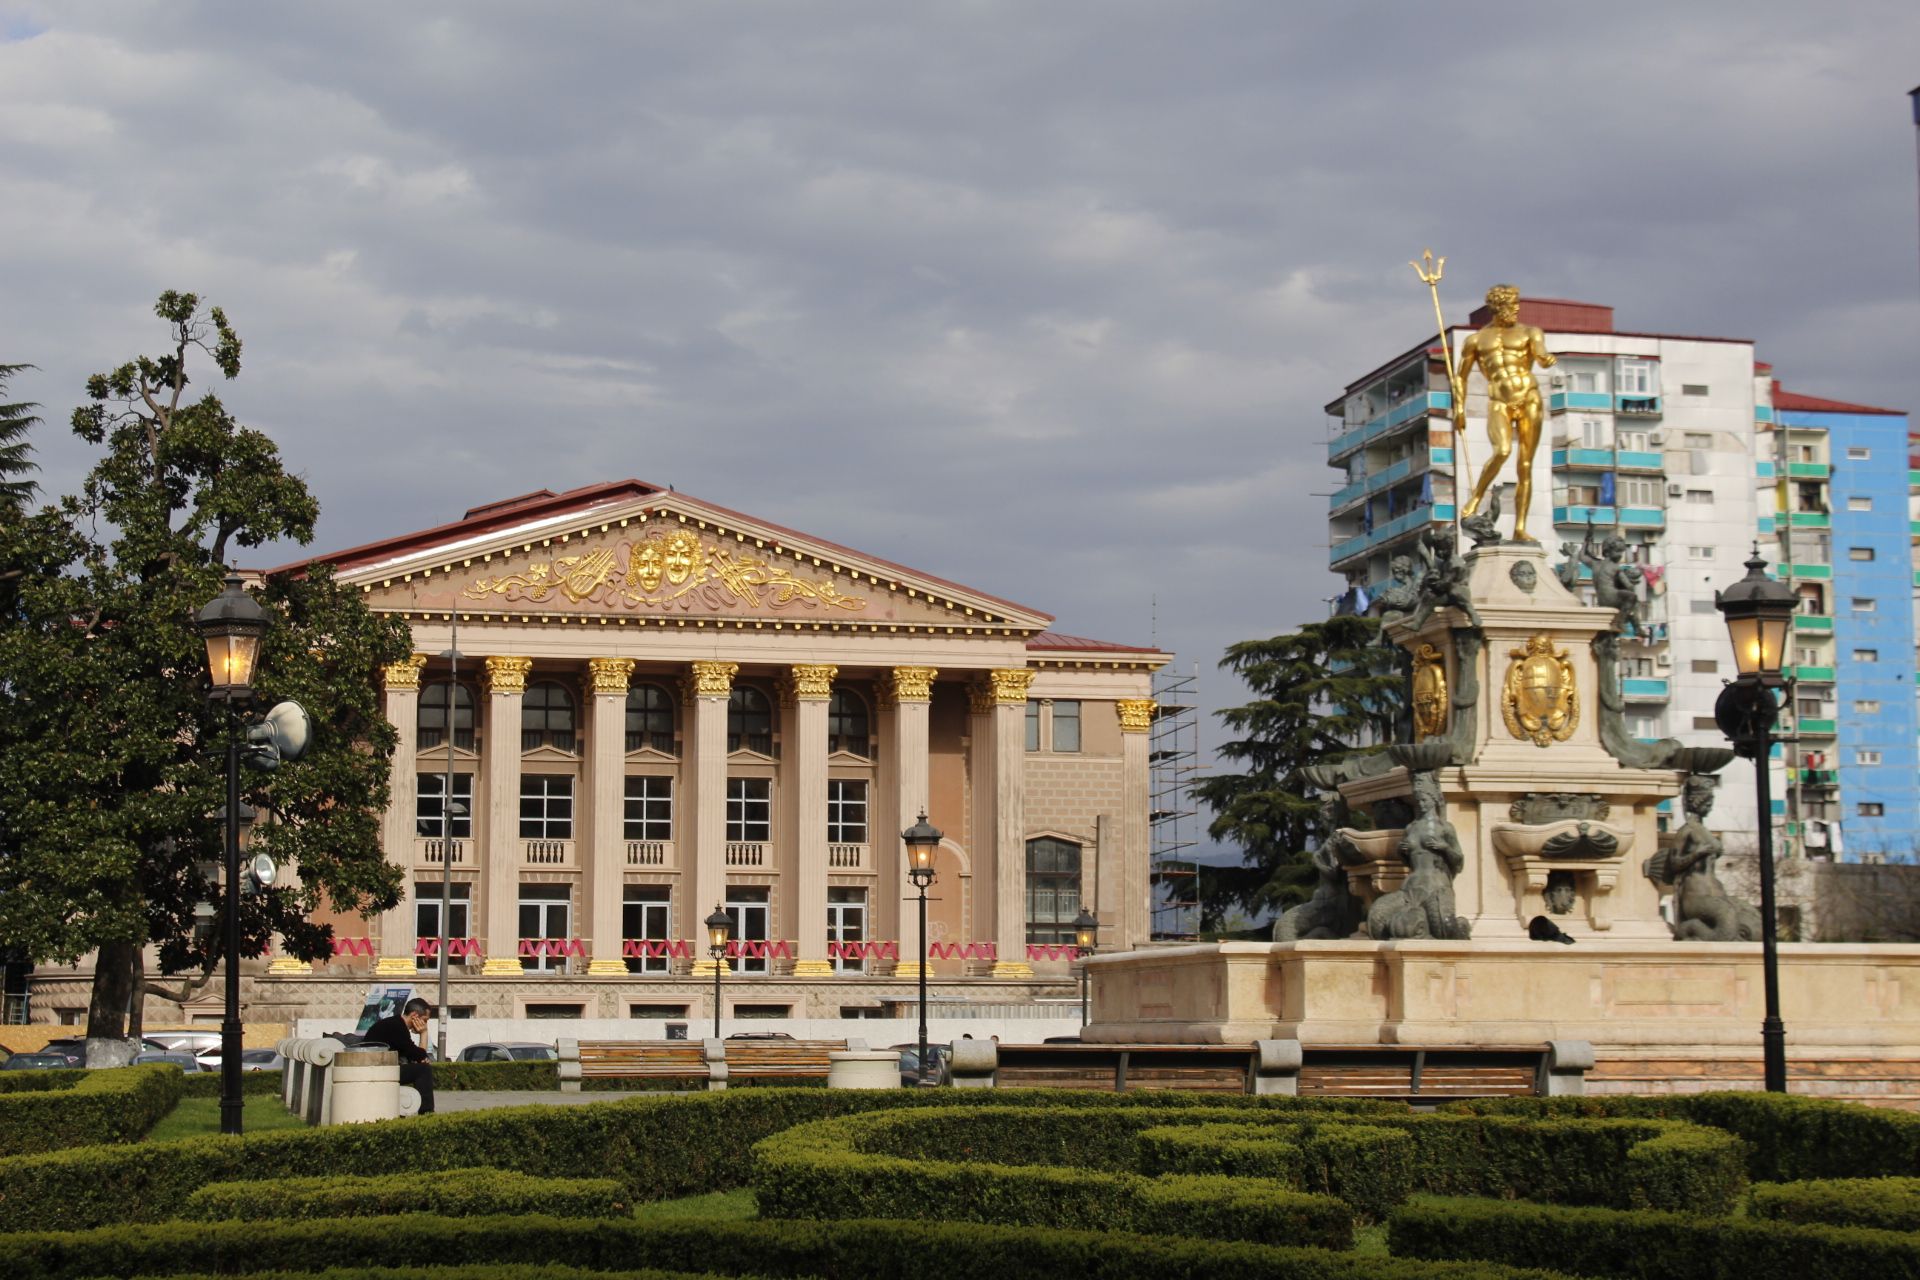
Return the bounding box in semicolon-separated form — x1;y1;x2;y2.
456;1041;558;1063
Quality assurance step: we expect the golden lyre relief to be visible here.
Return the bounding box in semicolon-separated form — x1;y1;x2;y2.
463;527;867;614
1456;284;1556;543
1410;644;1448;741
1502;633;1578;747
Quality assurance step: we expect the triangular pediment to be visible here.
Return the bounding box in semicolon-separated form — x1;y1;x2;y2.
322;486;1052;633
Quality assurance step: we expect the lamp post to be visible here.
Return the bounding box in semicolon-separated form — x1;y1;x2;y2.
1713;548;1798;1094
193;572;270;1137
902;813;941;1086
705;904;732;1040
1073;907;1098;1028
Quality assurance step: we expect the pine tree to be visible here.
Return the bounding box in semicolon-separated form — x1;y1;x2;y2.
1193;615;1402;930
0;363;40;515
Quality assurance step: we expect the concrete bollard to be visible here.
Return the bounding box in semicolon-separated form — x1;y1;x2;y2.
1544;1040;1596;1097
947;1038;998;1088
328;1048;401;1125
827;1050;901;1089
1252;1039;1304;1096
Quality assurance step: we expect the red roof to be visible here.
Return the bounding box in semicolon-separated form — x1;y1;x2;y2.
1027;631;1165;655
1771;386;1904;417
1469;297;1615;334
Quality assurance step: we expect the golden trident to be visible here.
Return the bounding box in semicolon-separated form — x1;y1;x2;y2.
1409;249;1470;501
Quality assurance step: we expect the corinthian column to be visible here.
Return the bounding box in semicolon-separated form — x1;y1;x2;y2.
373;654;427;976
887;666;936;977
786;664;838;978
986;667;1034;978
1117;697;1157;952
586;657;635;976
480;656;532;976
686;660;737;977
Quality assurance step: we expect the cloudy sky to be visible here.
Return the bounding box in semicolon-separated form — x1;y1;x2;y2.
2;3;1917;796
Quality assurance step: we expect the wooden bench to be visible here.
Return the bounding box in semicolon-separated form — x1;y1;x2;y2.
721;1039;848;1084
1295;1045;1548;1104
993;1044;1254;1093
558;1039;713;1091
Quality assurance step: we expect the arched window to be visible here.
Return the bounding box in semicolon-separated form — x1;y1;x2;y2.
625;683;676;753
828;690;870;756
1025;837;1082;945
418;682;475;750
522;681;577;752
728;687;773;754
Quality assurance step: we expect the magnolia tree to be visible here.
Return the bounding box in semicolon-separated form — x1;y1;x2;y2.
0;293;411;1044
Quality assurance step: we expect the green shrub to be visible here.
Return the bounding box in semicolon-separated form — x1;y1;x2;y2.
1135;1121;1412;1220
182;1168;628;1221
0;1063;183;1154
1390;1194;1920;1280
0;1213;1569;1280
1749;1177;1920;1232
1624;1125;1749;1213
157;1270;728;1280
1302;1125;1415;1221
0;1069;83;1095
1136;1124;1305;1181
0;1087;1397;1233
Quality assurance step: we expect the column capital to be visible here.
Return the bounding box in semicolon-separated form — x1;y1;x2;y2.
888;666;938;704
986;668;1034;706
588;656;636;695
782;663;838;704
482;655;533;695
382;654;428;691
686;660;739;700
1117;698;1157;733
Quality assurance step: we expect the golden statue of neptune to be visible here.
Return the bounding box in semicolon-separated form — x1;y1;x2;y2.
1456;284;1556;542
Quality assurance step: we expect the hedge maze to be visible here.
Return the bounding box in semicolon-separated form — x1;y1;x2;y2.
1;1065;1916;1280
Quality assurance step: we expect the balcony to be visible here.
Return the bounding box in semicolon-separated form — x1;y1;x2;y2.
1553;505;1616;526
1617;506;1665;529
1795;719;1837;737
1779;563;1831;580
1621;678;1670;701
1787;665;1836;683
1795;768;1840;787
1615;450;1664;472
828;843;871;871
1548;391;1613;414
625;840;673;868
1786;461;1831;480
1551;447;1615;469
1615;395;1662;416
1788;511;1831;529
725;841;769;868
522;839;576;868
414;838;470;868
1326;391;1452;464
1793;614;1834;633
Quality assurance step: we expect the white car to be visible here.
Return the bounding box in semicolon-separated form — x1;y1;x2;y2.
456;1041;558;1063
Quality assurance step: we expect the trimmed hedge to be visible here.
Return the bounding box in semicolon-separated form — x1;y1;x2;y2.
155;1270;730;1280
0;1212;1571;1280
1389;1194;1920;1280
0;1063;183;1155
0;1069;82;1095
753;1110;1353;1247
182;1167;629;1221
1750;1177;1920;1232
1443;1091;1920;1182
0;1088;1392;1233
1137;1123;1304;1181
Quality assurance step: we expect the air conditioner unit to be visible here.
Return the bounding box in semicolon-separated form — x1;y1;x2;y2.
1648;431;1667;445
1654;653;1672;669
1665;482;1686;497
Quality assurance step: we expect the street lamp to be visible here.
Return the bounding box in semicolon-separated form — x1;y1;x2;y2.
435;623;464;1066
902;812;941;1086
705;904;732;1040
1073;907;1099;1028
193;572;269;1137
1713;548;1798;1094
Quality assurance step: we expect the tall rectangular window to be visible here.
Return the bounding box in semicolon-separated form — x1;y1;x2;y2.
519;775;573;839
1051;701;1082;752
1025;837;1083;945
622;886;671;974
417;773;473;838
623;775;673;842
415;882;471;971
1617;359;1655;395
1025;700;1041;752
827;779;868;843
518;884;572;973
726;777;771;842
827;887;868;974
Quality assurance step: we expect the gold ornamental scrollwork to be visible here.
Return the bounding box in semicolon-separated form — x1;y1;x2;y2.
1502;633;1578;747
587;657;635;695
462;528;867;615
1410;644;1448;741
987;668;1035;705
891;666;938;703
1116;698;1156;733
785;663;838;702
382;653;428;691
482;656;533;695
687;660;738;699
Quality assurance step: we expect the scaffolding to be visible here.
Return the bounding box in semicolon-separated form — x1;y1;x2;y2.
1150;664;1202;940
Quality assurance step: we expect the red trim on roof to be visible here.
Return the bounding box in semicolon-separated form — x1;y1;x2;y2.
1027;631;1166;655
1772;387;1905;417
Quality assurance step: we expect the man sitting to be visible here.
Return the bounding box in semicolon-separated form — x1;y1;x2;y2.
360;997;436;1115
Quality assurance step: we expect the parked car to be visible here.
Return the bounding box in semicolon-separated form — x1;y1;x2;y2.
1;1052;78;1071
198;1048;285;1073
456;1041;558;1063
892;1042;951;1087
130;1051;206;1073
725;1031;795;1041
32;1038;87;1068
145;1030;223;1058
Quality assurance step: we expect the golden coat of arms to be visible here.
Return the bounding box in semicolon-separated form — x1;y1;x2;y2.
1502;633;1577;747
1411;643;1448;741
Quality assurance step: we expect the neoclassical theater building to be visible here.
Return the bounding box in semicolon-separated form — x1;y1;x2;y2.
238;479;1165;1022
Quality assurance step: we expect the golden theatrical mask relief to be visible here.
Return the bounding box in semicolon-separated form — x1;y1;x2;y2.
1455;284;1556;543
462;528;868;615
1411;643;1448;740
1502;633;1578;747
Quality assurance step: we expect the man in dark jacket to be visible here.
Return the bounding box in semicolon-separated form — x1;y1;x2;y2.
360;997;435;1115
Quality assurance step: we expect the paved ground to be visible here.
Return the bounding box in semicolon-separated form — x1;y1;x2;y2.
433;1089;654;1112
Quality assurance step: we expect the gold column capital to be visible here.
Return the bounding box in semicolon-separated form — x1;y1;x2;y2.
687;660;739;700
588;656;636;695
890;666;938;703
783;663;838;703
481;655;534;695
381;654;428;691
1117;698;1157;733
987;668;1035;705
